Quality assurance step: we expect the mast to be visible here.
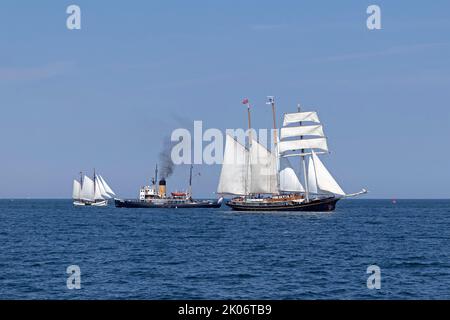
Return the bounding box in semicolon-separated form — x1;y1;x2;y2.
267;96;280;193
298;104;309;202
154;164;158;192
93;168;96;200
243;98;252;196
188;164;193;197
268;96;278;147
247;103;252;144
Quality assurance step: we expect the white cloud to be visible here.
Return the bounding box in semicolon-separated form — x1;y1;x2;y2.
313;42;449;63
0;62;74;81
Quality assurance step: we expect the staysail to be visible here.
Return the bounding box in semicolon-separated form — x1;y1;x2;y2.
217;135;249;195
279;157;304;192
99;175;116;196
310;150;345;196
95;176;111;199
94;177;104;200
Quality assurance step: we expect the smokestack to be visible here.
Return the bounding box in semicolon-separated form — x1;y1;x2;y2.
159;179;166;197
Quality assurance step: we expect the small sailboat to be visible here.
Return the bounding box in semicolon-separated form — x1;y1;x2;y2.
72;171;116;206
218;97;367;212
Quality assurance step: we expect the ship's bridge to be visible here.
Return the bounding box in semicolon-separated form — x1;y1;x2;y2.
139;186;159;200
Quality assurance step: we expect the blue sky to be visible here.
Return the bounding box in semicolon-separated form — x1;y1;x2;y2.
0;0;449;198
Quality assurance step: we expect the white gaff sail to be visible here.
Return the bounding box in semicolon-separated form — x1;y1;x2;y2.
99;175;116;196
72;180;81;200
249;139;278;194
80;176;95;201
279;157;304;192
217;135;249;195
310;150;346;196
96;176;111;199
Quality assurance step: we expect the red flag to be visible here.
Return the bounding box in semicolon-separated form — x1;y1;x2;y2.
242;98;249;105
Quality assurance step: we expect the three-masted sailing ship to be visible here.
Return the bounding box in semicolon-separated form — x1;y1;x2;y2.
217;97;366;211
72;171;116;206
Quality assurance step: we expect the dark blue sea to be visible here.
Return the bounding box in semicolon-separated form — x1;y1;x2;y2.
0;199;449;299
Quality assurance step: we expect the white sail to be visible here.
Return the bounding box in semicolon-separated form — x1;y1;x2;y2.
280;125;324;139
307;157;318;194
217;135;249;195
279;157;304;192
99;175;116;196
94;177;104;200
279;137;328;153
72;180;81;200
80;176;95;201
311;150;345;196
249;139;278;194
96;176;111;199
283;111;320;126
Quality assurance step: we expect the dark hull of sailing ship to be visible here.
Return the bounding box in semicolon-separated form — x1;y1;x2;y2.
226;196;339;212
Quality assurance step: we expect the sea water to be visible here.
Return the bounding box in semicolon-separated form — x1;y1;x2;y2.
0;199;449;299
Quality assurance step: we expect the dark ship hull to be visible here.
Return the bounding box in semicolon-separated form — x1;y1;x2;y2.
115;198;223;209
226;197;339;212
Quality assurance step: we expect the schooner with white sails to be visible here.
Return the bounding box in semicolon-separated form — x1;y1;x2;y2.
72;171;116;206
217;97;366;211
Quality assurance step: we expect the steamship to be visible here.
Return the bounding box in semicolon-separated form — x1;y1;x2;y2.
114;165;223;209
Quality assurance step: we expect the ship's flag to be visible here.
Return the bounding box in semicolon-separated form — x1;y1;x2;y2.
242;98;249;105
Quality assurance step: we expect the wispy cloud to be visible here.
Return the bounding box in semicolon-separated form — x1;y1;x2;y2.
313;42;449;63
0;62;75;81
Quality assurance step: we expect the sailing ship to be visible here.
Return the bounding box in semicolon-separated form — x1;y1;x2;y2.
72;171;116;206
217;97;367;211
114;165;223;209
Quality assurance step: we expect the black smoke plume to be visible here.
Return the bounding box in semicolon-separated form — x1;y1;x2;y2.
159;136;177;179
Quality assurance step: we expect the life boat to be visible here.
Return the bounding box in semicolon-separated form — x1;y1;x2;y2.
171;192;187;197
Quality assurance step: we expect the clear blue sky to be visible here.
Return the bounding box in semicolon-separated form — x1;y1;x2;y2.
1;0;449;199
